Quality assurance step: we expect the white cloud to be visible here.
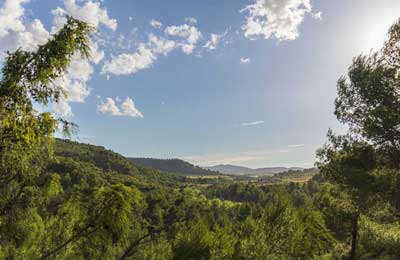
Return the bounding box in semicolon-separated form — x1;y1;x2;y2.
103;20;202;76
288;144;305;148
53;101;73;118
59;0;117;31
0;0;28;38
49;0;116;117
89;41;105;64
103;20;203;76
102;34;176;75
150;19;162;29
241;120;264;127
102;46;154;76
0;0;116;118
97;97;120;115
240;57;251;64
312;11;322;20
0;0;95;117
165;24;202;54
52;54;93;117
148;33;176;55
98;97;143;118
0;0;50;58
120;97;144;118
52;39;105;117
241;0;319;41
203;33;223;51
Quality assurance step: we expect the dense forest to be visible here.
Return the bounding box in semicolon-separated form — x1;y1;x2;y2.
0;16;399;260
129;158;220;176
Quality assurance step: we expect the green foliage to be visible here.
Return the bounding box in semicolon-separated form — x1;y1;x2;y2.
0;12;399;260
358;216;400;259
129;157;220;176
318;18;400;260
0;17;94;260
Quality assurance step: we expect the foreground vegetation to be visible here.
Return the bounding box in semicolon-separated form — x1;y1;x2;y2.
0;16;399;260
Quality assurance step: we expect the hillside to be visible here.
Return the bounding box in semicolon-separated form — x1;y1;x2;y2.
129;157;221;176
53;139;184;187
255;168;319;184
205;164;304;176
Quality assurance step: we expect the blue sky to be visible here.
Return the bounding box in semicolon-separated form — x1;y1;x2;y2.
1;0;400;168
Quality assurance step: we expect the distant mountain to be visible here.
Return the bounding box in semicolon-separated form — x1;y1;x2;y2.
205;164;304;176
204;165;254;175
203;164;251;175
129;158;220;176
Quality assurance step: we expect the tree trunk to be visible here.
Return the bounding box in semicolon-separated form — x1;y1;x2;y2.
349;213;359;260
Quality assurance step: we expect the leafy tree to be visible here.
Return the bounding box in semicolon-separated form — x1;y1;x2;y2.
0;16;93;259
318;18;400;259
0;17;147;260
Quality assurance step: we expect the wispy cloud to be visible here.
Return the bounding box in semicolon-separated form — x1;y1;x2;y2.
241;120;265;127
287;144;305;148
203;30;228;51
102;20;202;76
150;19;162;29
240;57;251;64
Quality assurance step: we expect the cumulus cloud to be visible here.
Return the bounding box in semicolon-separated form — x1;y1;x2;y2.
54;0;117;31
148;33;176;54
165;24;202;54
49;0;115;116
102;34;176;75
0;0;50;58
241;120;264;127
150;19;162;29
240;57;251;64
52;40;105;117
98;97;143;118
0;0;28;38
103;22;202;76
0;0;115;117
102;47;154;76
241;0;320;41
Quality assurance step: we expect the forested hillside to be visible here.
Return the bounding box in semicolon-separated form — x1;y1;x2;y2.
54;139;184;187
0;14;400;260
129;157;220;176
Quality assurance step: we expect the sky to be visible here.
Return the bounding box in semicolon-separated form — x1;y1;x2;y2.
0;0;399;168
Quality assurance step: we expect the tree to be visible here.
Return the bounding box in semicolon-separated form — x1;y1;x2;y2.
0;16;148;259
0;16;94;259
318;18;400;259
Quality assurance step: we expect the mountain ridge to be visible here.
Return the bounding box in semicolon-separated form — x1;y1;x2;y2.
205;164;304;176
129;157;221;176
